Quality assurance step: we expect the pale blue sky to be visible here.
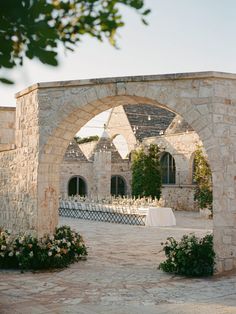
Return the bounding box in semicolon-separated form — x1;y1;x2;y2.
1;0;236;113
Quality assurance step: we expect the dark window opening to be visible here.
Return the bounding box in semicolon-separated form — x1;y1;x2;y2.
111;175;126;196
160;152;176;184
68;176;87;196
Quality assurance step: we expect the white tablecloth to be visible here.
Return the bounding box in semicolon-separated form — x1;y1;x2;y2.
145;207;176;227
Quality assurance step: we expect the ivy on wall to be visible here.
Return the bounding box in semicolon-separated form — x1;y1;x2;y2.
193;145;213;212
131;144;162;199
75;135;99;144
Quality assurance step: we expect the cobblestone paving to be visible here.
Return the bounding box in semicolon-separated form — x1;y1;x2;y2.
0;212;236;314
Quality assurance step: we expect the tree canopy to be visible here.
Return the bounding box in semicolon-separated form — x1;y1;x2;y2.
0;0;150;84
131;144;162;199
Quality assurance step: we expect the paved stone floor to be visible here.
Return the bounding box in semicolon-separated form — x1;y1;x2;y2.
1;212;236;314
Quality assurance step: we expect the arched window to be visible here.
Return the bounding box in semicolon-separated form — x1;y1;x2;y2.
111;175;126;196
68;176;87;196
160;152;176;184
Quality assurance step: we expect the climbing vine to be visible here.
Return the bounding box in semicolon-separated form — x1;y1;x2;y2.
131;144;162;199
193;145;213;212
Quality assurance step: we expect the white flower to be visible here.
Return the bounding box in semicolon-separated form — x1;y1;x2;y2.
1;245;6;251
67;242;71;247
15;251;20;256
19;238;24;244
56;247;61;253
8;251;14;257
48;251;52;256
29;251;34;257
62;238;66;243
49;235;54;241
0;252;5;257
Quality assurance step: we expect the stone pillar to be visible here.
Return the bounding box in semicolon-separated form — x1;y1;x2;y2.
93;151;111;201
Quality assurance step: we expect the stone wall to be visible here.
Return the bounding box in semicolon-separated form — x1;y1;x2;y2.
60;154;131;198
59;161;93;198
2;71;236;272
144;131;202;184
111;161;132;195
160;185;197;211
0;106;15;151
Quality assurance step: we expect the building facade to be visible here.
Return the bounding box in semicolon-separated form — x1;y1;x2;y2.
59;105;202;210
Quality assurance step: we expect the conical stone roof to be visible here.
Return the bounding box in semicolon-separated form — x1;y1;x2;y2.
89;130;123;163
64;139;88;161
165;115;193;135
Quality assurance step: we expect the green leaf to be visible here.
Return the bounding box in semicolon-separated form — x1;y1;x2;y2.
0;77;14;84
141;18;148;26
143;9;151;16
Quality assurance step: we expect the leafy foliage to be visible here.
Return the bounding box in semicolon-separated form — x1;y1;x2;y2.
131;144;162;199
159;233;215;277
76;135;99;144
0;0;150;83
193;146;213;212
0;225;87;271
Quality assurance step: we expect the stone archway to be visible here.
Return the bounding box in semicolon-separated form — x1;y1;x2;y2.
1;71;236;272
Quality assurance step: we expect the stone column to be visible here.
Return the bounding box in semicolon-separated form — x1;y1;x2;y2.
93;151;111;201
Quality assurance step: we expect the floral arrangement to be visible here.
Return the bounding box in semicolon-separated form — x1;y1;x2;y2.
159;233;215;277
0;225;87;271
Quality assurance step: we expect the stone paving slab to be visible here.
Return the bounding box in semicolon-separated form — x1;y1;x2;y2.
0;212;236;313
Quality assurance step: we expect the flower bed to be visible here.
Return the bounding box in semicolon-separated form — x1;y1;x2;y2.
0;225;87;271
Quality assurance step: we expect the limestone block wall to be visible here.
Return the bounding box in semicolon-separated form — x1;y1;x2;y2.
111;161;132;195
160;185;197;211
3;71;236;273
0;91;50;236
0;147;38;234
0;107;16;151
59;161;93;197
144;131;202;185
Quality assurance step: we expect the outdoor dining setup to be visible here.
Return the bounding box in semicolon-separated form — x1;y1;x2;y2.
59;196;176;227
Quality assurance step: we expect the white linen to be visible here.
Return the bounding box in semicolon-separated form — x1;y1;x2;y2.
145;207;176;227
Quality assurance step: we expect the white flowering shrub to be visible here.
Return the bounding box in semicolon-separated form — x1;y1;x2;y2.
159;234;215;277
0;225;87;271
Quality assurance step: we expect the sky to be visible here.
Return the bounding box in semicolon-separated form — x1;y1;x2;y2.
1;0;236;137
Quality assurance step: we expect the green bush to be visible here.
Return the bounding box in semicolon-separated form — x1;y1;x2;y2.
0;225;87;271
159;233;215;277
76;135;99;144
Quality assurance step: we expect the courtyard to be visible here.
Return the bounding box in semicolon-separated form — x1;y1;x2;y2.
0;212;236;314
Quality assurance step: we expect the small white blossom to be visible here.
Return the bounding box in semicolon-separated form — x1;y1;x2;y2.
15;251;20;256
29;251;34;257
67;242;71;247
8;251;14;257
48;251;52;256
1;245;6;251
57;247;61;253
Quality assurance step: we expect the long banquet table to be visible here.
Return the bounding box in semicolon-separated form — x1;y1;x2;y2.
139;207;176;227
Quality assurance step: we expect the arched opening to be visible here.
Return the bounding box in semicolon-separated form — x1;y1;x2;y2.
68;176;87;196
160;152;176;184
18;73;234;272
111;175;126;196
